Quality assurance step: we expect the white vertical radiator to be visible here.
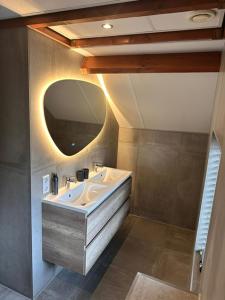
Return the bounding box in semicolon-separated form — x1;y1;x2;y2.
195;135;221;260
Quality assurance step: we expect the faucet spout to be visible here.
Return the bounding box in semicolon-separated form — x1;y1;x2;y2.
64;176;76;189
93;162;104;173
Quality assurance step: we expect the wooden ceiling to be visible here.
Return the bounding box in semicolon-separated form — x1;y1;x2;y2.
1;0;225;73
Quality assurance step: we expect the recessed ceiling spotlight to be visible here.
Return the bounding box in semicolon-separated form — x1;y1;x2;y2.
190;10;217;23
102;23;113;29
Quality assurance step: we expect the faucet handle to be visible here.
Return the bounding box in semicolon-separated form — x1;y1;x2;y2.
64;176;76;189
65;176;76;182
93;162;104;173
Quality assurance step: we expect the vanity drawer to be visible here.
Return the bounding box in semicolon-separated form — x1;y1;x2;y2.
85;200;129;274
86;178;131;245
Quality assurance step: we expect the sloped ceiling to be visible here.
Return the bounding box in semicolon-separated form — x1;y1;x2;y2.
103;73;218;133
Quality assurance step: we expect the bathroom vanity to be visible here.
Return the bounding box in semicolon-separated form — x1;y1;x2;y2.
42;167;132;275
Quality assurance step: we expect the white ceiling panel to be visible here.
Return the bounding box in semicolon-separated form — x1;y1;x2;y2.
103;73;218;133
0;0;134;16
82;40;225;56
150;9;225;31
51;16;154;39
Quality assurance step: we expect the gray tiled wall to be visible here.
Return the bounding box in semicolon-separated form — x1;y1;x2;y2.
28;30;119;298
117;128;208;230
0;28;32;297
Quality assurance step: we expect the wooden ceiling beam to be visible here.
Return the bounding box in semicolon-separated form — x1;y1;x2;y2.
0;0;224;29
71;28;223;48
31;27;71;47
81;52;221;73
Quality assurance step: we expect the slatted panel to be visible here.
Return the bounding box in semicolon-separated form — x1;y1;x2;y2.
195;136;221;255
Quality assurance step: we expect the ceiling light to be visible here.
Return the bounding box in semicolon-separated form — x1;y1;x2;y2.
190;10;217;23
102;23;113;29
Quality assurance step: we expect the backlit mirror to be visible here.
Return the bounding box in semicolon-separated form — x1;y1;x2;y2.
44;79;106;156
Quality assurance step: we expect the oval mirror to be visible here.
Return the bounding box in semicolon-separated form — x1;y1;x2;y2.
44;79;106;156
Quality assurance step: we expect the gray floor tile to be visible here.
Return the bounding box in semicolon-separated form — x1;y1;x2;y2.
0;285;8;300
0;216;194;300
151;248;193;290
37;215;194;300
0;287;29;300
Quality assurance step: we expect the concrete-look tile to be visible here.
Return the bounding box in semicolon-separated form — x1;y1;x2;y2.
57;263;106;295
136;144;178;182
0;167;32;297
0;26;30;171
165;226;195;254
181;132;208;154
129;217;168;247
152;249;193;290
53;269;85;291
0;284;7;292
91;264;135;300
0;285;9;299
117;142;138;212
37;290;63;300
0;289;29;300
174;152;206;229
118;129;207;229
118;127;139;144
31;165;59;297
87;145;109;167
134;144;178;223
56;157;87;182
139;129;182;147
70;289;91;300
129;218;195;254
87;215;138;278
112;236;162;275
37;276;78;300
104;144;118;168
111;214;139;244
40;283;91;300
117;142;138;172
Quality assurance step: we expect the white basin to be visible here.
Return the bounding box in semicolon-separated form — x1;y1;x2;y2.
91;167;129;185
43;167;132;214
57;183;85;203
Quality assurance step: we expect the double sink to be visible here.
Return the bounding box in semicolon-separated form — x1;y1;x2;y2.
43;167;132;214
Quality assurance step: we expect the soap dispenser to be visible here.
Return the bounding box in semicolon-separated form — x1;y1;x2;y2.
52;173;58;195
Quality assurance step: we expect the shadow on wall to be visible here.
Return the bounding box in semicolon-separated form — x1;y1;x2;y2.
117;128;208;230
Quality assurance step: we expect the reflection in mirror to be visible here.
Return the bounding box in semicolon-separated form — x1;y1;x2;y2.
44;80;106;156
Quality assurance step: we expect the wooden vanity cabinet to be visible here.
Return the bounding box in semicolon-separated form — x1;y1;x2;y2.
42;177;131;275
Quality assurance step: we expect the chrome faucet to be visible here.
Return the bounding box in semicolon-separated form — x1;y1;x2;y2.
64;176;76;189
93;162;104;173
